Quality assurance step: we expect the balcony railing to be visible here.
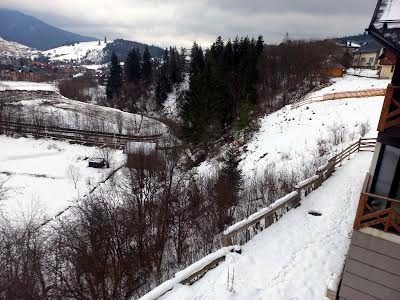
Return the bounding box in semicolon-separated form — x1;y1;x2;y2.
353;173;400;234
377;84;400;131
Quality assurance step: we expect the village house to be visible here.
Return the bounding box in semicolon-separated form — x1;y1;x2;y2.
352;39;383;69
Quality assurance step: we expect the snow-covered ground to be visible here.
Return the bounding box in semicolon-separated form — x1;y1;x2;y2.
43;41;108;63
161;151;373;300
163;77;189;119
310;74;388;97
198;75;387;178
1;81;169;137
0;135;125;223
0;37;38;58
346;68;379;78
0;80;57;91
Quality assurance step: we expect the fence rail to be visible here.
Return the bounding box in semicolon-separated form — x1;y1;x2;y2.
222;138;377;246
141;138;377;300
292;88;386;109
0;121;162;148
353;172;400;233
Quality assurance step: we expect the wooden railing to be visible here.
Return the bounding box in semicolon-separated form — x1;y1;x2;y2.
0;121;162;148
139;138;377;300
377;84;400;131
222;138;377;246
353;173;400;233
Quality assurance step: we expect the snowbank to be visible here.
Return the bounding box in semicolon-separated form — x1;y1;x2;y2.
0;81;57;91
346;68;379;78
138;246;240;300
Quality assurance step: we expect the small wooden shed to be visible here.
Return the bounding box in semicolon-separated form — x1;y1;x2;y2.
124;141;162;170
324;62;345;77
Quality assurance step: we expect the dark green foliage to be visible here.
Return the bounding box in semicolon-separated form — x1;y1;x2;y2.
125;48;141;82
213;149;242;229
155;47;186;106
106;52;123;107
141;46;153;82
102;39;164;64
181;36;264;147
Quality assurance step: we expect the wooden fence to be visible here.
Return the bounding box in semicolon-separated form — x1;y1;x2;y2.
0;121;162;149
221;138;377;246
353;172;400;233
140;138;377;300
292;88;386;109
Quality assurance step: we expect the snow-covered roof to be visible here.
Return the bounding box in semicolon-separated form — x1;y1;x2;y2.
125;141;157;155
369;0;400;54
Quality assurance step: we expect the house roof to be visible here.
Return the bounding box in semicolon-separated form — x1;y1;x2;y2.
355;39;383;53
125;141;157;155
368;0;400;55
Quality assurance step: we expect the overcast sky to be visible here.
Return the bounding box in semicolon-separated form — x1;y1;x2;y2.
1;0;378;48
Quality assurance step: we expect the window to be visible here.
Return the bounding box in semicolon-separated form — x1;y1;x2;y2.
391;65;395;72
371;145;400;208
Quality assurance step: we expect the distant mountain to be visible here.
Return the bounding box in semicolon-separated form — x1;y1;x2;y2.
102;39;164;63
0;9;96;50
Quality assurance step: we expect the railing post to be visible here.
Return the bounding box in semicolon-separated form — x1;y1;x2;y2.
357;138;361;152
353;193;367;230
265;214;274;228
222;234;233;247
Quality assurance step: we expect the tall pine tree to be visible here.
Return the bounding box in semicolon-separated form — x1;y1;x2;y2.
125;48;141;82
106;52;123;107
141;46;152;83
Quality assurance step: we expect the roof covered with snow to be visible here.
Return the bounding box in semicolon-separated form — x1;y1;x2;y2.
369;0;400;54
125;142;157;155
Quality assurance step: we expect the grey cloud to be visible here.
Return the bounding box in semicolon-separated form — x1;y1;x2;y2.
0;0;378;48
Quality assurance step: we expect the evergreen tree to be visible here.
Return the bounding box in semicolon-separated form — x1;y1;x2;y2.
214;149;242;229
141;46;152;83
104;36;107;44
106;52;123;107
125;48;141;82
189;42;205;80
256;35;264;55
155;49;172;106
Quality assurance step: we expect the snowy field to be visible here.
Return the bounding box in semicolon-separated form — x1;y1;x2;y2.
43;41;107;63
161;152;373;300
0;80;57;91
0;135;125;223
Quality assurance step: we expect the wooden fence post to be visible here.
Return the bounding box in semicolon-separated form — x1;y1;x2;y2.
222;234;233;247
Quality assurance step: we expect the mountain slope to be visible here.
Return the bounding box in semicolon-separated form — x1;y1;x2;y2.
0;37;37;58
0;9;96;50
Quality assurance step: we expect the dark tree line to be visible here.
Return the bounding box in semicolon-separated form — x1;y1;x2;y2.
181;36;264;149
106;46;185;112
257;38;339;110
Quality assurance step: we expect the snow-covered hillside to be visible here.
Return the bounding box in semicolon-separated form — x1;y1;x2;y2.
198;75;388;180
0;37;38;58
1;81;169;137
161;152;373;300
43;40;108;63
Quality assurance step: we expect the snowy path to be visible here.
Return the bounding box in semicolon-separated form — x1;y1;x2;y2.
162;152;373;300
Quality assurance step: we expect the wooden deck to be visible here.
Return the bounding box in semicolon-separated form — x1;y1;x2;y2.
338;230;400;300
